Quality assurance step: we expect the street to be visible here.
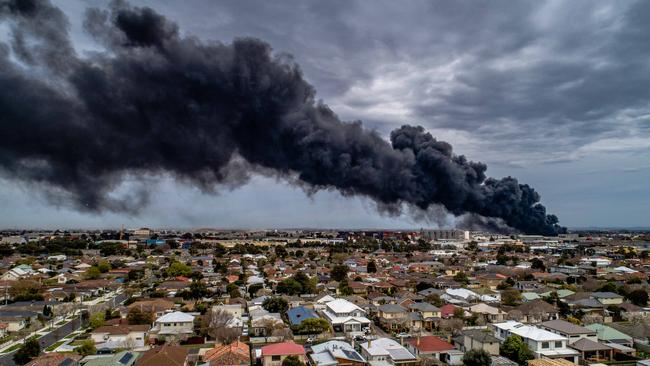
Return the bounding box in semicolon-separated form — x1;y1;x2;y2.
0;291;128;366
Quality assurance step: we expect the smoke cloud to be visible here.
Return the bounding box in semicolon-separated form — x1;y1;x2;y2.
0;0;566;235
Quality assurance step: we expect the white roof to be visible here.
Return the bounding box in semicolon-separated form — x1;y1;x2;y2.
360;338;415;361
494;321;566;342
446;288;479;300
317;295;336;303
156;311;195;323
326;299;364;314
613;266;638;273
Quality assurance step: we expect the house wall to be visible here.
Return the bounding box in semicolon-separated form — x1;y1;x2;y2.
464;335;499;355
262;354;307;366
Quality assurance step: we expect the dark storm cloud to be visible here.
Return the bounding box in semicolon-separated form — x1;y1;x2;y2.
0;0;566;234
161;0;650;164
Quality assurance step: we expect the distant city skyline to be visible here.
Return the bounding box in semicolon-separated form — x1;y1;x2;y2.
2;1;650;229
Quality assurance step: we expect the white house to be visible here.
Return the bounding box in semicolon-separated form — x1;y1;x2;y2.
322;299;371;334
90;324;149;350
360;338;417;366
150;311;195;341
493;321;579;363
1;265;34;281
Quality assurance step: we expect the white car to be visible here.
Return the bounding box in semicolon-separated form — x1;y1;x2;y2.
396;332;410;338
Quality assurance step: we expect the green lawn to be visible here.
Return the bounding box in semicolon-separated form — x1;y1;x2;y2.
45;341;65;352
1;343;22;353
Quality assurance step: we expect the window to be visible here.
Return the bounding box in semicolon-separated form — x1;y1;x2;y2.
542;342;549;349
555;341;563;348
271;355;281;361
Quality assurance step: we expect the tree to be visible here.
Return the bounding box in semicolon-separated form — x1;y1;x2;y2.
166;261;191;277
127;307;154;325
42;305;52;318
501;335;534;365
281;355;305;366
501;289;522;306
463;349;492;366
453;271;469;285
530;258;546;271
263;297;289;314
248;283;264;297
10;280;44;302
307;250;318;261
13;338;40;365
331;265;349;282
367;260;377;273
75;339;96;356
89;312;105;329
295;318;330;334
338;281;352;296
97;260;111;273
275;245;288;258
85;266;101;280
201;309;240;343
627;289;649;306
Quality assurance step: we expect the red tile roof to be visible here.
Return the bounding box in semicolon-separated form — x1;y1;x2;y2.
406;336;455;352
261;342;305;356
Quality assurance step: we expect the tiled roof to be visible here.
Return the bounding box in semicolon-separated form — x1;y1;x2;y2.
261;342;306;356
136;345;187;366
405;336;454;352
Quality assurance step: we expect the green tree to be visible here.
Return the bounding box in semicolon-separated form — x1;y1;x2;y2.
453;271;470;285
367;260;377;273
166;261;192;277
275;245;288;258
295;318;330;334
338;281;352;296
75;339;96;356
85;266;101;280
463;349;492;366
501;288;522;306
263;297;289;314
281;355;306;366
307;250;318;261
501;335;534;365
627;289;649;306
97;260;111;273
331;265;349;282
13;338;40;365
89;312;105;329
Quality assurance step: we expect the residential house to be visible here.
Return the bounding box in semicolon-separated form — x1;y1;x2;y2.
462;329;501;355
90;324;149;350
201;340;250;366
127;299;176;318
260;342;307;366
539;319;597;344
405;336;456;363
251;310;284;337
509;300;558;323
135;345;187;366
80;351;140;366
360;338;417;366
408;302;440;330
377;304;409;331
287;306;319;327
310;340;366;366
469;303;508;323
149;312;195;342
322;299;372;334
590;292;624;306
26;353;81;366
585;324;634;348
492;321;579;363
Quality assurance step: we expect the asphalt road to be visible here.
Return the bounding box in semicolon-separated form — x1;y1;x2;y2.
0;291;129;366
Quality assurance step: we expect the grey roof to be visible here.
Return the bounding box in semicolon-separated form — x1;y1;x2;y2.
569;338;612;352
591;292;624;299
463;329;500;343
378;304;407;313
409;302;440;312
491;356;519;366
540;319;597;335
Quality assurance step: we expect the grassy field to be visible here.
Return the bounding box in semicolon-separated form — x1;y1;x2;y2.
1;343;22;353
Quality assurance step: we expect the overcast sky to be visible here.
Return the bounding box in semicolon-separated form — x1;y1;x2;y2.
2;0;650;230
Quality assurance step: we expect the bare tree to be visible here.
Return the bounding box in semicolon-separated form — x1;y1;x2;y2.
201;309;240;344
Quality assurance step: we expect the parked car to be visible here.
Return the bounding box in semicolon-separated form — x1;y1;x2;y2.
396;332;410;338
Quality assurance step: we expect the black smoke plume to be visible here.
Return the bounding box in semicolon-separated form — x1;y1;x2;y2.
0;0;566;235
